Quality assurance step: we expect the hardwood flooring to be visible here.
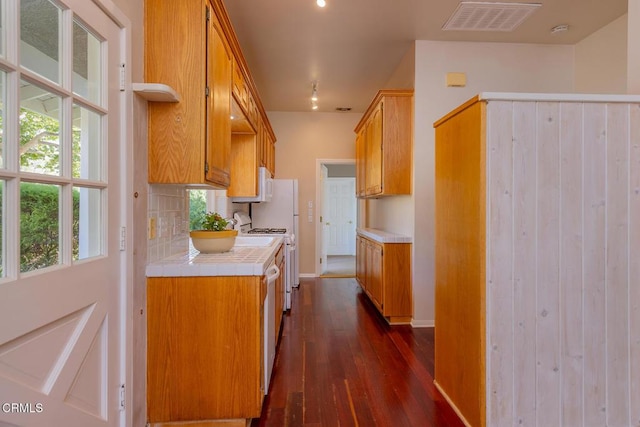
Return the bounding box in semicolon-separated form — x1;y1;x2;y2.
251;277;464;427
321;255;356;277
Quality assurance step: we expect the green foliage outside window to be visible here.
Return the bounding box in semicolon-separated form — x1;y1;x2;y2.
189;190;207;230
3;106;83;273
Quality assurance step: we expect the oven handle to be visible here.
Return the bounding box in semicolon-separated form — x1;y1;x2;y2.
266;264;280;283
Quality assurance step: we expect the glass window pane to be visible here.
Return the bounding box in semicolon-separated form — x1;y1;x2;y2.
73;20;101;105
20;80;61;175
0;72;4;169
20;182;60;272
73;186;102;260
189;190;207;230
0;1;5;58
72;104;102;180
0;180;4;278
21;0;61;83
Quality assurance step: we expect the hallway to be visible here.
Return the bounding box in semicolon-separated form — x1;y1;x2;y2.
252;277;463;427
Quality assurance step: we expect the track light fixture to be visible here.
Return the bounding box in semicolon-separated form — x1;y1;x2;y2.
311;81;319;110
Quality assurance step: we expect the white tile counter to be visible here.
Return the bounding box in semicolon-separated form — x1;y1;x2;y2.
146;236;284;277
357;228;412;243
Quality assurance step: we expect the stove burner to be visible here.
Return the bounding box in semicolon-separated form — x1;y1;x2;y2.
248;228;287;234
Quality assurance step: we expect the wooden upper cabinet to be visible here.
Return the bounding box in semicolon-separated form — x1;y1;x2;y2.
145;0;276;187
232;58;249;110
355;131;366;197
365;103;383;196
354;89;413;198
206;7;232;187
145;0;231;187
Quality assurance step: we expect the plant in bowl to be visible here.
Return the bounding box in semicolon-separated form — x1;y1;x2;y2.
189;211;238;253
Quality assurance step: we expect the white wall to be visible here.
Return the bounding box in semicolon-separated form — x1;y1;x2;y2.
629;1;640;93
267;112;360;275
575;14;627;93
408;41;575;325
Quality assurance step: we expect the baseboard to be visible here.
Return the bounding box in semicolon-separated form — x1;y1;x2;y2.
299;273;318;279
411;319;435;328
433;380;473;427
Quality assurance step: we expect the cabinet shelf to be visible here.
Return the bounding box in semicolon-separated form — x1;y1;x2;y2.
132;83;180;102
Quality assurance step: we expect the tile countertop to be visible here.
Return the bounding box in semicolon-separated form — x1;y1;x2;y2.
357;228;412;244
146;236;284;277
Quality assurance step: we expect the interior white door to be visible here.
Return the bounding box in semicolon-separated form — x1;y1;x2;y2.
0;1;125;426
319;165;329;272
324;178;356;255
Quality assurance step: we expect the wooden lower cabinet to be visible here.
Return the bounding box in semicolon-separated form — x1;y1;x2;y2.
147;275;266;423
355;235;412;324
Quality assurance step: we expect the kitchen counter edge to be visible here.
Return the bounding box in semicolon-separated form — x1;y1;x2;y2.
357;228;412;244
146;236;284;277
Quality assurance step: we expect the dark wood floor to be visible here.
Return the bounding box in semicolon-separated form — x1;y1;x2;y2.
251;277;464;427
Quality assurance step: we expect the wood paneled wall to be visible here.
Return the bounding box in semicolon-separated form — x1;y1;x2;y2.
485;100;640;427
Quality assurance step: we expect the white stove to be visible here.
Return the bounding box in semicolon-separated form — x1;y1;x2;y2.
246;227;288;235
234;212;298;311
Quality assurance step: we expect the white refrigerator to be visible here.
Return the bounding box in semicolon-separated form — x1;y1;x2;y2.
251;179;300;303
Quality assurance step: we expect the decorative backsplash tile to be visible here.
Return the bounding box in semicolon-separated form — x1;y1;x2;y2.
147;184;190;262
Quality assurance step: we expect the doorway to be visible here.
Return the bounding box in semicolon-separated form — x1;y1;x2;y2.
315;160;356;277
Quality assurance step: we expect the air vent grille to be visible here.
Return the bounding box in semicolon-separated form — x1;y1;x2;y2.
442;1;541;32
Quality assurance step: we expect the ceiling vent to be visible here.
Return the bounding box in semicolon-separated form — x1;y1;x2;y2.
442;1;541;32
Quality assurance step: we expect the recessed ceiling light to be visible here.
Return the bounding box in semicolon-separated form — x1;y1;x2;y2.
316;0;326;7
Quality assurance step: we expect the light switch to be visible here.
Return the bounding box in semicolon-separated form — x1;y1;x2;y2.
308;201;313;208
308;215;313;223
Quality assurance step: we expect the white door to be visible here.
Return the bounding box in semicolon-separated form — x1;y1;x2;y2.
324;178;356;255
319;165;329;270
0;1;125;426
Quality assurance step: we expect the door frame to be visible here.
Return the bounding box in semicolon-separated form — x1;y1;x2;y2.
90;0;134;425
314;158;355;277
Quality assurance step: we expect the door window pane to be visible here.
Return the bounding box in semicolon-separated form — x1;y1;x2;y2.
0;71;5;169
0;1;4;58
72;104;102;180
20;80;61;175
20;182;60;272
20;0;61;83
73;186;102;260
73;20;102;105
0;180;4;278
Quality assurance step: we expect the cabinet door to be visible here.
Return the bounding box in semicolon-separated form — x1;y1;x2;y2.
205;7;232;187
366;240;383;310
366;102;383;196
355;131;366;197
356;236;366;287
146;0;206;184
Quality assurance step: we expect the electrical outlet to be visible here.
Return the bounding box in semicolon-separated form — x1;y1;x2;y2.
148;217;157;239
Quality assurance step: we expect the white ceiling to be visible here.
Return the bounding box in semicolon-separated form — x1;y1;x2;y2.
224;0;627;113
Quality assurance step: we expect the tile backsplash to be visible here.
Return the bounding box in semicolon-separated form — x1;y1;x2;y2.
147;184;190;262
